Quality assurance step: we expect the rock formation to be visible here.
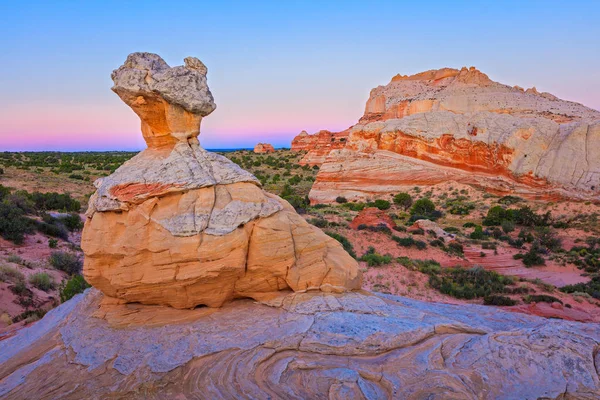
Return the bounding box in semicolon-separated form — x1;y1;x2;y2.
349;207;397;230
253;143;275;153
306;67;600;203
81;52;361;308
3;288;600;398
291;129;348;166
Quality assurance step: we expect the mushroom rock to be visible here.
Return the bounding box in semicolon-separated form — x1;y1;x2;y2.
253;143;275;153
308;67;600;203
81;52;361;308
349;207;397;230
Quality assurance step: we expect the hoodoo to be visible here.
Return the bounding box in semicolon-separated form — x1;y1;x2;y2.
81;52;361;308
298;67;600;203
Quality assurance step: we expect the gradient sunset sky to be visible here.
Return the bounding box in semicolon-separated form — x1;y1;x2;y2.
1;1;599;151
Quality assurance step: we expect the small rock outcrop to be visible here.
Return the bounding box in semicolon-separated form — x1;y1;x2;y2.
306;67;600;203
291;129;348;165
81;53;361;308
253;143;275;153
349;207;396;230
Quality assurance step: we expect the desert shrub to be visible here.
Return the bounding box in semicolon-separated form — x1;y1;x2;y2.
287;175;301;185
36;220;69;240
393;225;406;232
501;220;515;233
424;266;514;300
430;239;445;247
48;238;58;248
29;272;55;292
335;196;348;204
410;198;436;216
483;206;512;226
0;265;25;283
308;218;328;228
49;251;82;275
68;174;84;180
325;231;356;259
481;242;497;250
514;243;545;267
371;199;391;210
59;274;91;302
446;242;464;256
392;235;427;249
470;226;485;240
445;226;461;233
536;227;562;252
0;202;34;244
31;192;80;212
560;277;600;300
359;247;392;267
445;198;476;215
282;195;308;212
462;222;476;228
393;193;413;210
484;295;517;306
411;228;425;235
498;195;523;205
342;202;366;212
58;213;84;231
524;294;562;304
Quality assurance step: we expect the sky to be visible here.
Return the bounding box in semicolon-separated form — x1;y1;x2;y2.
0;1;599;151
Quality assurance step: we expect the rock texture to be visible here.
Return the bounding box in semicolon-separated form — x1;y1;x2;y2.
2;288;600;399
81;53;361;308
308;67;600;203
291;130;349;166
253;143;275;153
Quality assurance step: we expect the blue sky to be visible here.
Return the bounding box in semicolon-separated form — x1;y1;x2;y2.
0;1;598;150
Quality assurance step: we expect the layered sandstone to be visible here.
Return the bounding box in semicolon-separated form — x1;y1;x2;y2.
81;53;361;308
308;67;600;203
291;129;348;166
3;288;600;398
253;143;275;153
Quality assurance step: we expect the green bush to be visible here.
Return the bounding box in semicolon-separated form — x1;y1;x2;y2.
524;294;562;304
371;199;391;210
58;213;83;231
335;196;348;204
360;248;392;267
470;226;485;240
484;295;517;306
342;202;366;212
0;202;34;244
446;242;464;256
49;238;58;248
393;193;413;210
392;235;427;250
325;231;356;259
425;266;514;300
410;198;435;216
516;243;546;267
501;220;515;233
560;277;600;299
49;251;82;275
462;222;476;228
29;272;55;292
59;274;91;302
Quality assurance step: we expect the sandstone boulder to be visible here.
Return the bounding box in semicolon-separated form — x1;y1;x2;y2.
308;67;600;203
253;143;275;153
81;53;361;308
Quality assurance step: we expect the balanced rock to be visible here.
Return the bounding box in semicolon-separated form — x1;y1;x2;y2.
253;143;275;153
306;67;600;203
81;53;361;308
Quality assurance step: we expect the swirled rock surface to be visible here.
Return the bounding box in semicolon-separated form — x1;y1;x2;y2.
2;288;600;399
307;67;600;203
81;52;361;308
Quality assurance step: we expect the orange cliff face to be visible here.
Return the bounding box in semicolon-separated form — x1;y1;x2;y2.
290;130;349;166
300;66;600;204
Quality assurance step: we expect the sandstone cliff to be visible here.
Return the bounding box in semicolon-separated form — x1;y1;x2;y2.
307;67;600;203
81;53;361;308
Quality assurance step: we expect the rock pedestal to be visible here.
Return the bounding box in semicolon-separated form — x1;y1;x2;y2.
81;53;361;308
